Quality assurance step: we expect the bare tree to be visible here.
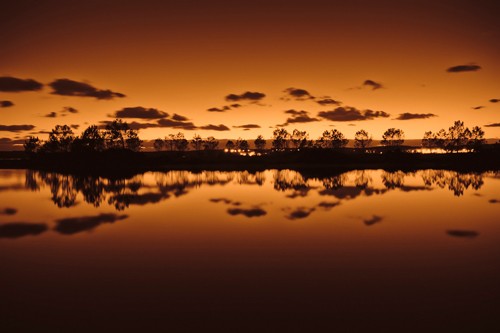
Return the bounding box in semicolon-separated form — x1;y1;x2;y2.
291;129;308;149
254;135;266;151
354;130;372;150
191;134;203;151
381;128;404;148
154;138;165;151
272;128;290;150
203;136;219;150
321;129;348;149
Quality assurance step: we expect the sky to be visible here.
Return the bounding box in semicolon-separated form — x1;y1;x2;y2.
1;0;499;149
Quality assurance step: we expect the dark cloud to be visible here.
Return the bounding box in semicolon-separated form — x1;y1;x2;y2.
0;124;36;132
99;120;157;130
210;198;233;204
70;124;80;130
1;208;18;215
363;80;383;90
285;207;315;220
225;91;266;102
472;106;484;110
49;78;125;100
317;201;340;210
485;123;500;127
227;207;267;218
446;230;479;238
283;87;314;101
318;107;390;121
0;76;43;92
54;213;128;235
233;124;261;129
489;199;499;204
199;124;230;131
446;64;481;73
0;222;48;239
113;106;168;119
112;193;167;207
280;109;319;126
157;118;197;130
395;113;437;120
207;106;231;112
0;100;14;107
45;112;58;118
230;104;242;108
63;106;78;114
363;215;383;226
172;113;188;121
316;98;341;106
490;99;500;103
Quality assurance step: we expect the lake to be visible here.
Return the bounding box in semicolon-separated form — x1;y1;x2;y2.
1;169;499;332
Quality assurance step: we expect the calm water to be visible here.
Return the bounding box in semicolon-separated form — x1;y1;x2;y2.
1;169;499;332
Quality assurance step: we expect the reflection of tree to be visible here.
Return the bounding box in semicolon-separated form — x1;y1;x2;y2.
354;170;372;189
381;171;406;189
420;170;483;196
273;170;308;191
322;174;347;190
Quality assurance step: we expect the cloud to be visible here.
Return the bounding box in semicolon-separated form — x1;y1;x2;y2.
233;124;261;129
230;104;242;108
225;91;266;102
285;207;315;220
99;120;158;130
172;113;188;121
280;109;320;126
157;118;197;130
316;98;341;106
63;106;78;114
363;80;383;90
485;123;500;127
113;106;168;119
0;124;36;132
199;124;230;131
1;208;17;215
472;106;484;110
283;87;314;101
489;199;500;204
227;207;267;218
210;198;233;204
49;78;125;100
70;124;80;129
0;100;14;107
395;113;437;120
0;222;48;239
446;64;481;73
317;201;340;210
207;106;231;112
0;76;43;92
446;230;479;238
54;213;128;235
490;99;500;103
45;112;58;118
363;215;383;226
318;107;390;121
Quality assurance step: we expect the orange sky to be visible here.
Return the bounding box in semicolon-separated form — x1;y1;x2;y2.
1;0;499;148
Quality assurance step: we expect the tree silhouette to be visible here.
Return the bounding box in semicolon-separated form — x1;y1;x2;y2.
321;129;348;149
173;132;188;151
236;138;249;152
79;125;105;152
104;119;141;150
467;126;485;151
44;125;75;152
165;134;175;151
24;136;41;154
154;138;165;151
191;134;203;151
225;140;235;152
254;135;266;151
381;128;404;148
272;128;290;150
446;120;469;152
203;136;219;150
291;129;308;149
354;130;372;150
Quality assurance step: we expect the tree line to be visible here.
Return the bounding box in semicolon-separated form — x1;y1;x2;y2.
24;119;486;154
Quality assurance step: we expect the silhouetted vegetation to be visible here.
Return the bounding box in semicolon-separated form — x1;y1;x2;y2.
422;120;485;152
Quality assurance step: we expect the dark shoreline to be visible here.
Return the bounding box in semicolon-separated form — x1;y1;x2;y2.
1;148;499;178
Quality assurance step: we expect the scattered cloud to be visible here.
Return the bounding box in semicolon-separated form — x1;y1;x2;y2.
49;78;125;100
363;79;384;90
363;215;383;226
54;213;128;235
283;87;314;101
63;106;78;114
489;199;500;204
113;106;168;119
157;118;197;130
233;124;261;129
0;222;48;239
207;106;231;112
0;100;14;107
395;113;437;120
446;230;479;238
472;106;484;110
316;98;341;106
318;107;390;121
45;112;58;118
70;124;80;130
285;207;315;220
210;198;233;204
446;64;481;73
199;124;230;131
490;99;499;103
225;91;266;102
230;103;242;108
280;109;320;126
485;123;500;127
172;113;188;121
0;124;36;132
1;208;17;215
0;76;43;92
227;207;267;218
317;201;340;210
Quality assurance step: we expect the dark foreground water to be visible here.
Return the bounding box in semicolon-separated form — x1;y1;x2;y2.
1;169;499;332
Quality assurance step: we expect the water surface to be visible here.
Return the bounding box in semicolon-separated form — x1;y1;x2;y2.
1;169;499;332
